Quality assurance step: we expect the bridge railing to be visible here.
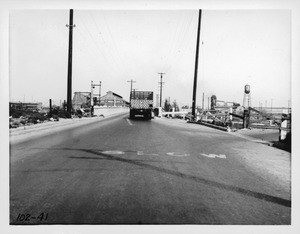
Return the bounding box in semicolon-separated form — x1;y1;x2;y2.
198;108;232;126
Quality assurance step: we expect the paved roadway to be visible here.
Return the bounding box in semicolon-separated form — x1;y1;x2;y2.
10;113;291;224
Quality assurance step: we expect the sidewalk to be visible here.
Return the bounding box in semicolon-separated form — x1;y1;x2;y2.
235;128;279;142
229;128;279;146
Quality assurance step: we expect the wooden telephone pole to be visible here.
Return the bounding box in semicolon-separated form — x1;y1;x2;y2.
158;73;165;107
127;79;136;101
66;9;75;117
191;9;202;121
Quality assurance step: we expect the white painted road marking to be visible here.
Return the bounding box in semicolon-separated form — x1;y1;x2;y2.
126;119;133;126
200;153;227;159
166;152;190;157
102;150;125;155
100;150;190;157
217;154;226;159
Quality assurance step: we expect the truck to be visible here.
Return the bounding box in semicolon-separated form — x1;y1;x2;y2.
129;90;153;120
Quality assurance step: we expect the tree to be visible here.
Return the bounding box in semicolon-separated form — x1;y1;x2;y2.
164;98;172;112
172;100;179;111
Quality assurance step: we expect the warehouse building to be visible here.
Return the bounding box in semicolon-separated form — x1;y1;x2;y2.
72;92;91;110
9;102;43;111
72;91;129;110
99;91;129;107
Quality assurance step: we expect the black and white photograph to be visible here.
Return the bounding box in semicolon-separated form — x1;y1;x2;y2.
1;0;300;233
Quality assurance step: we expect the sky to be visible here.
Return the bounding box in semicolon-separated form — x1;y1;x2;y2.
9;9;291;108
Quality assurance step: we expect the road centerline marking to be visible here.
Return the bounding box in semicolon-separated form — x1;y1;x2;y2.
126;119;133;126
166;152;190;157
200;153;227;159
102;150;125;155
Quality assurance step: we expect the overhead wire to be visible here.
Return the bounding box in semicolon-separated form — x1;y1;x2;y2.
161;11;200;103
164;11;198;74
75;21;101;68
66;13;114;93
101;12;132;77
76;12;119;80
161;12;185;72
88;11;127;77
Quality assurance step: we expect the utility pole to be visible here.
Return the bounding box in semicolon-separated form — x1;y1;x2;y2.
49;99;52;116
158;73;165;107
91;80;94;115
127;79;136;101
207;96;210;110
91;81;102;107
191;9;202;121
66;9;75;117
99;81;102;106
202;92;204;112
132;88;138;99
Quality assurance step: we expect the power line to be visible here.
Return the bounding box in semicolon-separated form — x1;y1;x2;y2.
101;12;131;77
161;14;182;71
88;11;125;76
76;12;117;81
77;13;109;63
167;12;198;73
163;12;197;73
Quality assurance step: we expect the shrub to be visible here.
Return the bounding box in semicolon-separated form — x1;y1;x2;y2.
28;112;47;124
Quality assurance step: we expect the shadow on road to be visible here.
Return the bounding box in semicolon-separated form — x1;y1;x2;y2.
42;147;291;208
69;156;187;164
127;117;154;122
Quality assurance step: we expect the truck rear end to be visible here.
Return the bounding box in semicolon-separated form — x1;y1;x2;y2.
130;91;153;120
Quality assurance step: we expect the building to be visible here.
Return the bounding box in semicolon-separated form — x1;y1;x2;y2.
72;92;91;110
99;91;129;107
72;91;129;110
9;102;42;111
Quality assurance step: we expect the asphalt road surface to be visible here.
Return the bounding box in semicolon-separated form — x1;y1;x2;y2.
10;114;291;224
